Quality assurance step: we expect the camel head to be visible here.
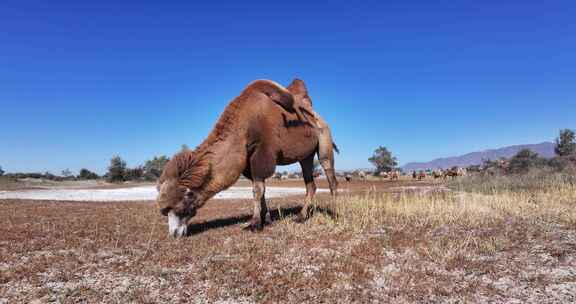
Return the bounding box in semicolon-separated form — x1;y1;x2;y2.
156;151;211;237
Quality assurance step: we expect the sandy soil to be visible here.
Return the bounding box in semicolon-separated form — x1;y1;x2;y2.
0;186;328;202
0;177;427;202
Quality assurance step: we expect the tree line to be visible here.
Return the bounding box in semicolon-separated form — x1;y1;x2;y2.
105;155;170;182
481;128;576;175
1;145;195;182
2;130;574;182
1;155;171;183
368;128;576;175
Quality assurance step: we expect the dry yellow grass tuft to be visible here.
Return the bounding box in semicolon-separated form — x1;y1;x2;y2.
290;176;576;233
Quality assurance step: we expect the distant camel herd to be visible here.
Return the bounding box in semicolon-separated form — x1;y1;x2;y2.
249;164;471;184
340;166;468;183
410;167;467;181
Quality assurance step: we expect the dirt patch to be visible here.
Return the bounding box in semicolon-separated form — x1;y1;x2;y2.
0;186;327;202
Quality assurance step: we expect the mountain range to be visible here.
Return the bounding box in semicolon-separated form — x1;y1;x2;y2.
402;142;555;171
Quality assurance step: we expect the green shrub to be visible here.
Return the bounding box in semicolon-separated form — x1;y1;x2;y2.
555;129;576;157
125;166;145;181
143;156;170;181
507;149;548;174
78;168;99;180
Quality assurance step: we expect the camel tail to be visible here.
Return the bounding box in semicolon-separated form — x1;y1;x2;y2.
332;142;340;154
317;123;339;197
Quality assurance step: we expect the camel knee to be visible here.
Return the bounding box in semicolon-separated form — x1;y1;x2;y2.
306;181;317;195
252;182;265;199
319;159;334;172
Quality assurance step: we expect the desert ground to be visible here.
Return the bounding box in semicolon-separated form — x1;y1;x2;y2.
1;176;575;303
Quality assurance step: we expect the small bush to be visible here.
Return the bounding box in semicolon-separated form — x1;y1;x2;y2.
78;168;99;180
125;166;145;181
507;149;548;174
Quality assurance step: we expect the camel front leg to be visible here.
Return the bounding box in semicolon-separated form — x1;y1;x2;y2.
246;180;270;231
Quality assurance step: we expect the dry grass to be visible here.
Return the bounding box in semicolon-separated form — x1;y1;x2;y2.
1;177;576;303
449;170;576;193
0;176;26;191
331;178;576;230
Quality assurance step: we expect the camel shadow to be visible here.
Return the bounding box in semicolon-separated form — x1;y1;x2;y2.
186;204;337;236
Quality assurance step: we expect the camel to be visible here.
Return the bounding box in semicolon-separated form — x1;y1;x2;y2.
344;174;352;182
358;171;367;182
156;79;338;237
432;169;443;179
418;170;426;181
389;170;399;180
442;167;459;180
457;167;467;177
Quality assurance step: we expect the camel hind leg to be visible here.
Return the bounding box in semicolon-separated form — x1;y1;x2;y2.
295;154;317;222
317;123;338;197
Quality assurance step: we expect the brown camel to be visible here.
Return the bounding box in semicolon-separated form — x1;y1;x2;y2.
442;167;459;180
156;79;338;237
432;169;443;179
389;170;399;180
418;170;426;181
358;170;367;182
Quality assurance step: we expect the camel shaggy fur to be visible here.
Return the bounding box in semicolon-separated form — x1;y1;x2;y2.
156;79;338;237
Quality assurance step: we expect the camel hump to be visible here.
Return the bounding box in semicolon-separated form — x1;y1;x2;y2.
287;78;308;95
247;79;295;113
247;79;320;129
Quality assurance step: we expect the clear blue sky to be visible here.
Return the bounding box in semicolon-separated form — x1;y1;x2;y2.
1;0;575;174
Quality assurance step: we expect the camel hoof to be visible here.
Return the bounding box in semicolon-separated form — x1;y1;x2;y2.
263;212;272;225
293;214;308;223
243;220;263;232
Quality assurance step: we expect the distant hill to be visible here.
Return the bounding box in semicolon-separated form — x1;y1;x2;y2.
402;142;555;171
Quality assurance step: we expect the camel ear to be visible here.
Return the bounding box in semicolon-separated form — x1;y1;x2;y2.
287;79;308;95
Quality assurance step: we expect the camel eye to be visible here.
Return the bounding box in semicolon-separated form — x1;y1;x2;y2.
185;191;195;199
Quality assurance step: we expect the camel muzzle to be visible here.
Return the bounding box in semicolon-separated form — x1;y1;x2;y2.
168;211;189;238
